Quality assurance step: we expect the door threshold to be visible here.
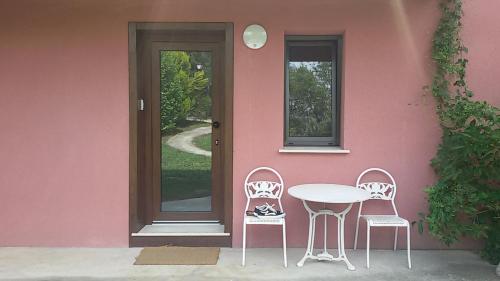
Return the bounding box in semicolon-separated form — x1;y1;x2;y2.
131;223;230;237
152;220;220;224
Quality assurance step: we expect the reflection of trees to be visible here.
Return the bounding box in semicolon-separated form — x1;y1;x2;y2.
189;52;213;120
160;51;210;134
289;62;333;137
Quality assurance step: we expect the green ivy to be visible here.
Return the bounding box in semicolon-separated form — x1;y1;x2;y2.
420;0;500;264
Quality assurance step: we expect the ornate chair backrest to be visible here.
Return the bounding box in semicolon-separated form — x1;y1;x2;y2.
356;168;399;216
244;167;284;213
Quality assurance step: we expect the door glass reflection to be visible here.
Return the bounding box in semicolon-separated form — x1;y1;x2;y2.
159;50;213;212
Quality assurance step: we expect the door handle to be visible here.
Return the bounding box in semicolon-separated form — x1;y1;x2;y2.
138;98;145;111
212;121;220;128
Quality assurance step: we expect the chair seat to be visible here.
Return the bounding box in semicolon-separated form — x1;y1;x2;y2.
244;214;285;225
361;215;408;226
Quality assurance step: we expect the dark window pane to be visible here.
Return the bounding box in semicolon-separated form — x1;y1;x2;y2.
289;45;333;62
288;43;335;138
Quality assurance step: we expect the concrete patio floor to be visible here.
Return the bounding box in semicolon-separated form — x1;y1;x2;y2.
0;247;497;281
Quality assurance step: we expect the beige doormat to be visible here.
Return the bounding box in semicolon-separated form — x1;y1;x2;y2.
134;246;220;265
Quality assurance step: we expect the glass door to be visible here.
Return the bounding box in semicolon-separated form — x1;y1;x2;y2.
151;43;223;221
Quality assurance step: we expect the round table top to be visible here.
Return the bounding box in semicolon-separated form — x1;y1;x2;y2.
288;184;371;204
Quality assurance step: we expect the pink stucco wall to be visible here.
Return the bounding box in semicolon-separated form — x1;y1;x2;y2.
0;0;498;248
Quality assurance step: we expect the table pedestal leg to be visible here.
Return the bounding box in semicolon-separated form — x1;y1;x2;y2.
337;210;355;270
297;201;317;267
317;204;334;260
297;201;355;270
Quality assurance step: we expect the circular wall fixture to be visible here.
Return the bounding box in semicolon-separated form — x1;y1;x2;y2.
243;24;267;49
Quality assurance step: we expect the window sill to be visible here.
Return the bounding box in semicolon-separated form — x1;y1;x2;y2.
279;146;350;154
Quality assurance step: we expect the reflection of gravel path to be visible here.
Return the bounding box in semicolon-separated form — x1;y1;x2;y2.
166;126;211;157
162;196;211;211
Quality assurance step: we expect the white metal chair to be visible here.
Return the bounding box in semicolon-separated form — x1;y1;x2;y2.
242;167;287;267
353;168;411;269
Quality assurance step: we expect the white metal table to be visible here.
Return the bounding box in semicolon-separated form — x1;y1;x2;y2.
288;184;371;270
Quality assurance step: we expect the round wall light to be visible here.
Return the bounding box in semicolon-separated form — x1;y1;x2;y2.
243;24;267;49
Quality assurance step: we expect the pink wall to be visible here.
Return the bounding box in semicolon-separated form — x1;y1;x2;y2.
0;0;498;248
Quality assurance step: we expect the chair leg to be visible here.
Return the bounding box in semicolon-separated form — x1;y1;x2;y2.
354;216;361;250
366;222;370;269
407;225;412;269
242;223;247;266
282;221;288;268
394;226;398;251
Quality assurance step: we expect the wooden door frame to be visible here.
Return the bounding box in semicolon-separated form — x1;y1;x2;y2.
128;22;234;247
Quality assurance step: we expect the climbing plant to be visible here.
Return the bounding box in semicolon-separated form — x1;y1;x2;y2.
420;0;500;264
